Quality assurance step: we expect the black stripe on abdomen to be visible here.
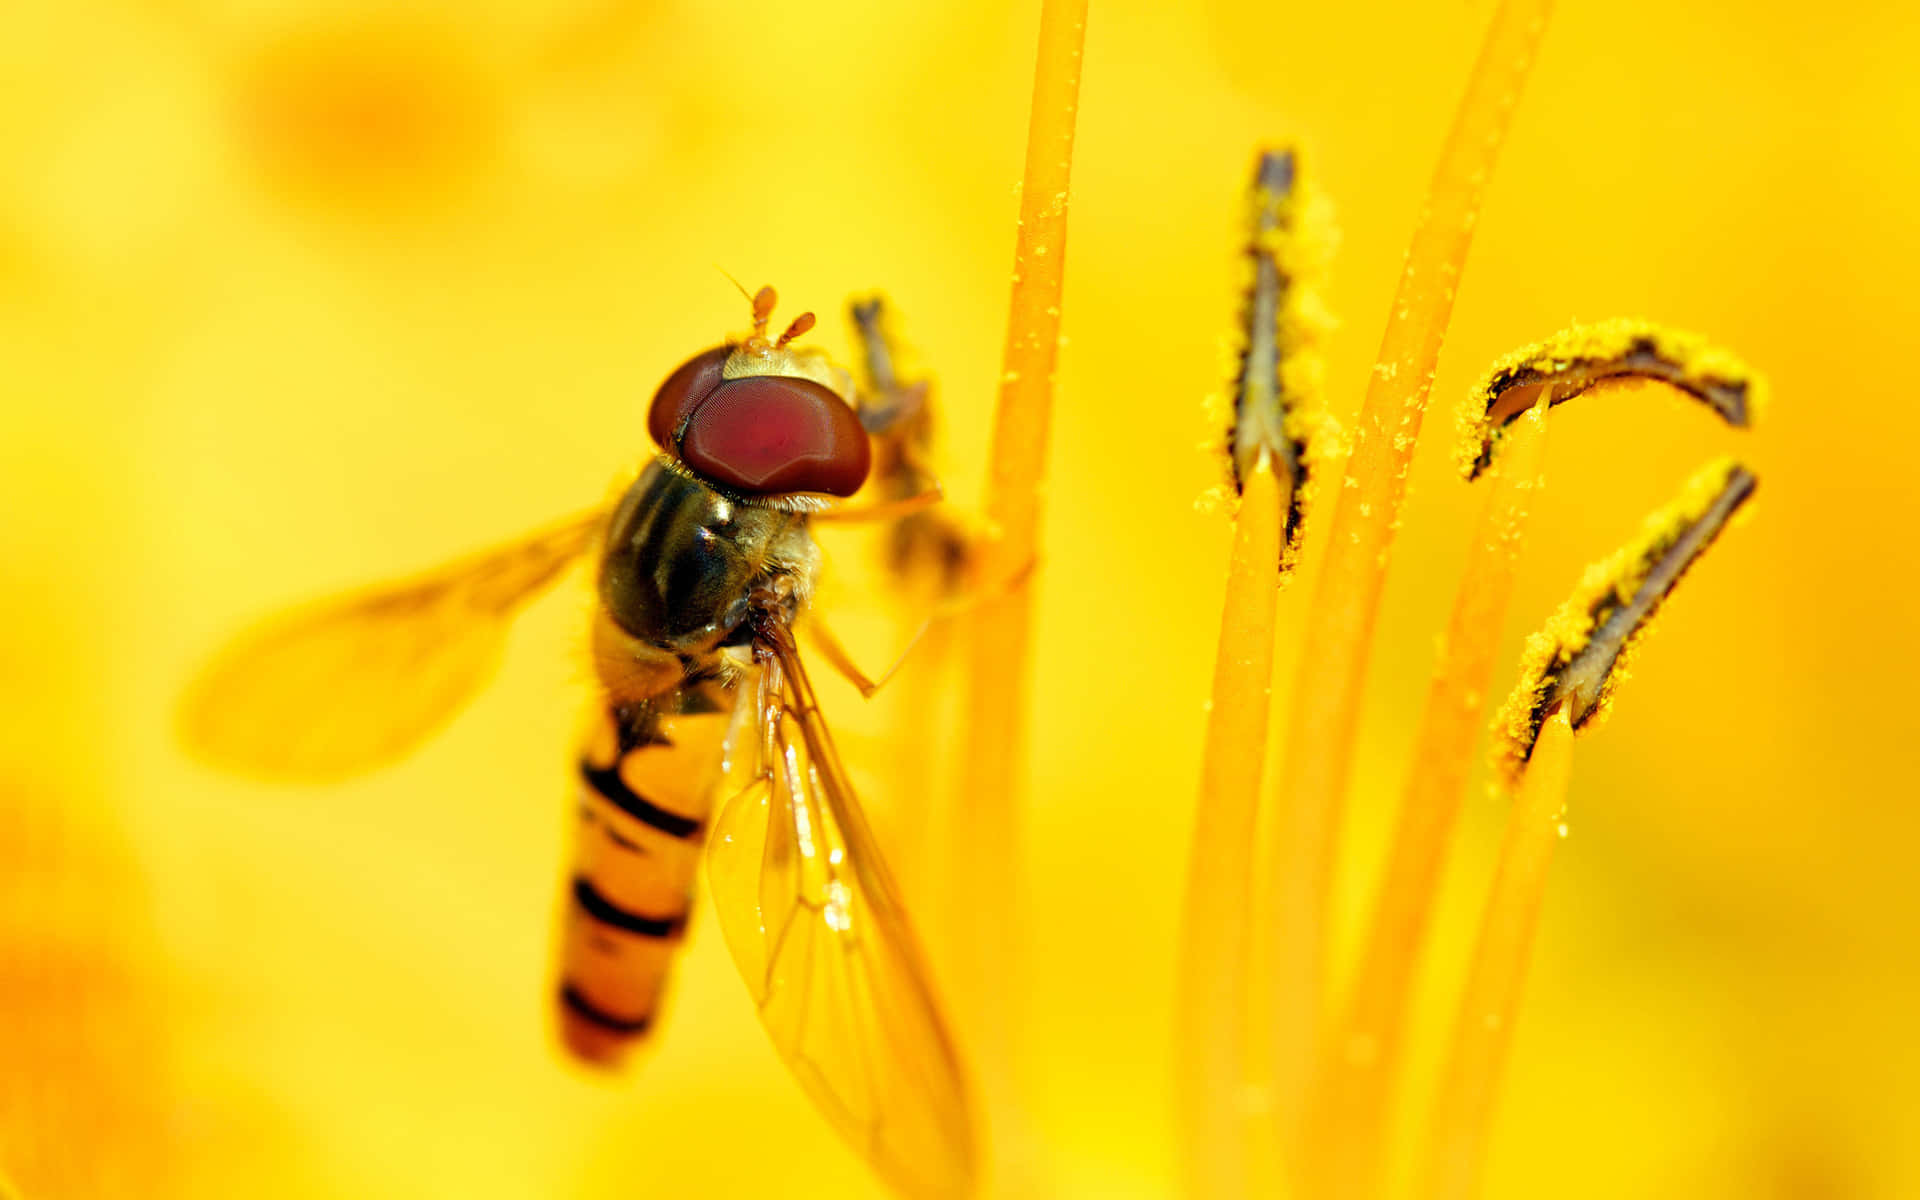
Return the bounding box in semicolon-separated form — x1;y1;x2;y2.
571;876;685;939
560;983;653;1035
580;759;702;839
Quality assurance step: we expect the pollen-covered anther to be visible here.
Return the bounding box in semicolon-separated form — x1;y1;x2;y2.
1458;318;1769;480
1224;147;1335;570
1494;457;1759;775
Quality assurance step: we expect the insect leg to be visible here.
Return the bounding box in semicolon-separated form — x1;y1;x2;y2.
848;296;934;438
810;487;945;525
803;554;1037;701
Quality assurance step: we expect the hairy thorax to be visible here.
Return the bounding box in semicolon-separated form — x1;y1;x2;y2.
591;460;816;706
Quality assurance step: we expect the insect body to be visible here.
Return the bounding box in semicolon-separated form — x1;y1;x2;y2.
183;288;975;1199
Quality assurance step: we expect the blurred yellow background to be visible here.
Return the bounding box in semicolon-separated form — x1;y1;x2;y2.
3;0;1915;1197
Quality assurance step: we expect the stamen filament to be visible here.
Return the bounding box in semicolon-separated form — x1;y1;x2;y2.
1298;400;1549;1200
1422;457;1755;1197
1417;705;1575;1200
1177;454;1285;1200
1177;146;1325;1199
1262;0;1554;1145
1300;319;1759;1196
955;0;1087;1186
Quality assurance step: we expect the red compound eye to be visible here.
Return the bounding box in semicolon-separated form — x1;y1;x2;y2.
678;375;871;497
647;344;732;450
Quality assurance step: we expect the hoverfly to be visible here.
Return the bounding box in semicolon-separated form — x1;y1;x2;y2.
181;286;976;1200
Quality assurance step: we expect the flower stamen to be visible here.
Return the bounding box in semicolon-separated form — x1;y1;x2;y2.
1497;456;1758;772
1304;323;1763;1198
1423;458;1757;1200
1261;0;1556;1149
1177;146;1329;1200
1460;318;1766;479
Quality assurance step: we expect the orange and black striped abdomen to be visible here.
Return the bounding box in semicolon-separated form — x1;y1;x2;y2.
557;686;733;1066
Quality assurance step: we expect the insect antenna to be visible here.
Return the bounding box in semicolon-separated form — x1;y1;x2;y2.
714;265;757;305
750;285;778;337
714;270;788;352
776;311;816;347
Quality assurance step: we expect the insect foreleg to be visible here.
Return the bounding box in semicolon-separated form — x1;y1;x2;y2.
810;486;944;525
804;551;1039;701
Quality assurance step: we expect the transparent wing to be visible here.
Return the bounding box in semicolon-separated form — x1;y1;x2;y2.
179;509;604;781
707;621;977;1200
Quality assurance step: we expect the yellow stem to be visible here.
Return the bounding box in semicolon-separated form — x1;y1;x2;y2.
1175;457;1285;1200
955;0;1087;1190
1261;0;1554;1146
1418;706;1574;1200
1298;404;1548;1198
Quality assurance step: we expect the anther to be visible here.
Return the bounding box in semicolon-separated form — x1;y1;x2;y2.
1459;319;1767;479
1223;147;1330;571
1495;457;1758;773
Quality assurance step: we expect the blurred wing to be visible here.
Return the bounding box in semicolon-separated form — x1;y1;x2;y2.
707;625;977;1200
179;509;604;781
